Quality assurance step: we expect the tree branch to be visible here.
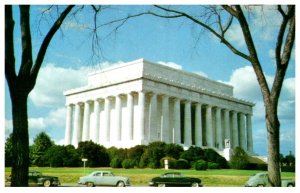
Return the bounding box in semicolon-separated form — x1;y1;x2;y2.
271;6;295;102
5;5;17;87
19;6;33;80
30;5;75;89
228;5;271;101
154;5;251;61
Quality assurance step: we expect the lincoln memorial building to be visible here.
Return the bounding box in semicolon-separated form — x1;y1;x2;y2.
64;59;254;153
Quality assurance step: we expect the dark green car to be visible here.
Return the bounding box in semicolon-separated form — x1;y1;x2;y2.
6;170;60;187
149;172;203;187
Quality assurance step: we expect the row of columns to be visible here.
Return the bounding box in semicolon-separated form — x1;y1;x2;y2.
65;91;253;152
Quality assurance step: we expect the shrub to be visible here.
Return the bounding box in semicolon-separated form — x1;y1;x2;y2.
110;157;123;168
194;160;208;170
216;156;229;169
207;162;220;169
175;159;190;169
229;147;249;169
122;159;135;169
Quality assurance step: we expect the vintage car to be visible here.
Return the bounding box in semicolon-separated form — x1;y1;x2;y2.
244;172;295;187
78;171;130;187
6;170;60;187
149;172;203;187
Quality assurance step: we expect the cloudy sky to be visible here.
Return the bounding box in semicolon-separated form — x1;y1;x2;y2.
4;4;295;156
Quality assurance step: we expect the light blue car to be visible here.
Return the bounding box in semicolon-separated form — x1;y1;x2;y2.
244;172;295;187
78;171;130;187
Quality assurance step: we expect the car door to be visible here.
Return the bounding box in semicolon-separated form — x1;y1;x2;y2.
93;172;105;186
101;172;116;186
29;171;39;186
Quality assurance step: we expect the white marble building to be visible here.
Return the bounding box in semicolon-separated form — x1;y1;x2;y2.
64;59;254;153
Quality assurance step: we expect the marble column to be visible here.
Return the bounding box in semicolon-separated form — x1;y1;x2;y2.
93;99;100;143
216;107;223;149
149;93;158;142
104;97;111;142
65;104;73;145
74;103;83;146
82;101;91;141
246;114;254;153
184;101;192;146
195;103;202;146
136;91;145;142
161;95;170;143
173;98;181;144
223;109;231;148
205;105;213;147
239;113;246;150
231;111;239;148
115;95;122;141
126;93;134;141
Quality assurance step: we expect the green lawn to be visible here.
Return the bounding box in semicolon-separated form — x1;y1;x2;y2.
5;167;295;187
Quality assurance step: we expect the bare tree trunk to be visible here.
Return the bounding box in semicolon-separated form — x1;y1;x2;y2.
266;104;281;186
10;91;30;187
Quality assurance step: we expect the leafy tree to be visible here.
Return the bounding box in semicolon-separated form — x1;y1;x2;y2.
144;5;295;186
180;146;205;163
5;134;14;167
43;145;65;167
127;145;146;167
107;147;127;161
229;147;249;170
164;143;184;159
77;140;109;167
122;159;135;169
110;157;123;168
194;160;208;171
140;141;166;168
63;145;81;167
175;159;190;169
30;132;54;166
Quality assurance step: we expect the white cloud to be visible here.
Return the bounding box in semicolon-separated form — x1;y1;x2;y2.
157;61;182;70
29;63;90;108
29;117;47;130
54;138;66;145
268;49;275;60
225;24;245;47
45;107;66;128
226;65;295;122
5;120;13;138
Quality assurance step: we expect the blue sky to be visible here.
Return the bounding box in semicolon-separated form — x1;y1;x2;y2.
4;5;295;156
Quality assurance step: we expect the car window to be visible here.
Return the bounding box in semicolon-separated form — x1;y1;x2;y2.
258;174;265;178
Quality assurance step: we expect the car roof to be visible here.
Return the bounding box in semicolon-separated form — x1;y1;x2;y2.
163;172;181;175
91;171;111;173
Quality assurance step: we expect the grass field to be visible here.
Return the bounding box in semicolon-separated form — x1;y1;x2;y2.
5;167;295;187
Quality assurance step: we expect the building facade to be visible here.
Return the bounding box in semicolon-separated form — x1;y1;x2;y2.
64;59;254;153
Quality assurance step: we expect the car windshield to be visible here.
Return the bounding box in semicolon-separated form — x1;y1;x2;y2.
163;173;182;178
30;171;42;177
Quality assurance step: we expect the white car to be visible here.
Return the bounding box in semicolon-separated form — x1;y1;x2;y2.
78;171;130;187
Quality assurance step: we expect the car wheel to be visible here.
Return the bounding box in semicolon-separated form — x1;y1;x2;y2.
117;181;125;187
158;183;166;187
287;184;294;187
257;184;264;187
191;182;199;187
86;182;94;187
43;180;51;187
